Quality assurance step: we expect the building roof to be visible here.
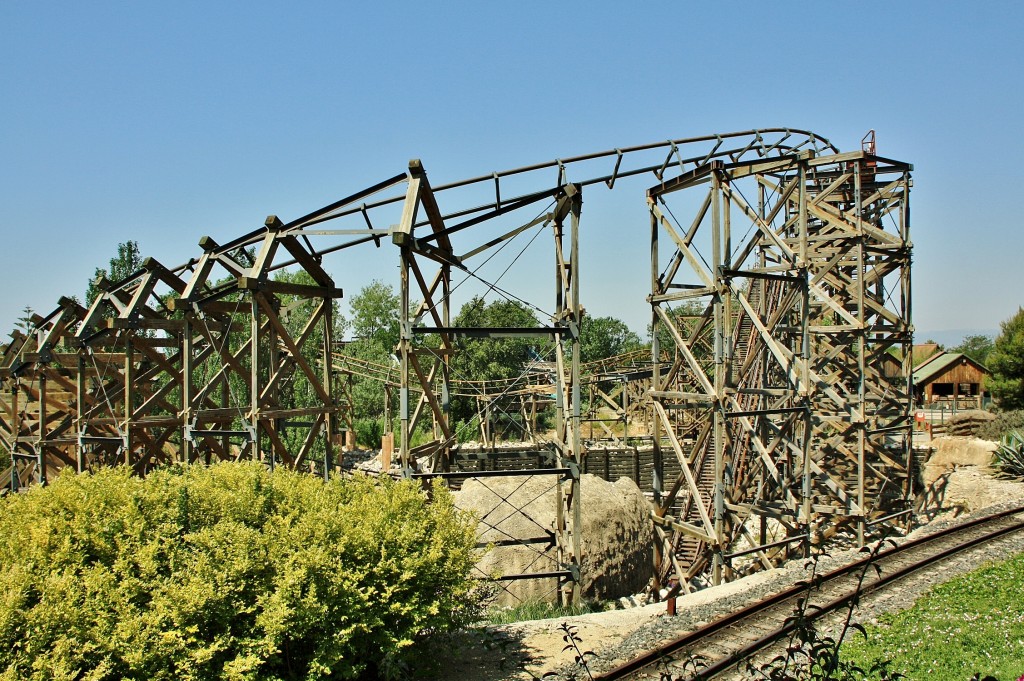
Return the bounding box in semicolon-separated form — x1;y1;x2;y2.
912;352;989;385
914;350;947;372
912;343;942;366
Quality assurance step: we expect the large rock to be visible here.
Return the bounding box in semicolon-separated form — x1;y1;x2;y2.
924;436;997;484
454;473;652;605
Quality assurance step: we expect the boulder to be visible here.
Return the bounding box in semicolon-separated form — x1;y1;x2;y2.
923;436;997;485
454;473;652;605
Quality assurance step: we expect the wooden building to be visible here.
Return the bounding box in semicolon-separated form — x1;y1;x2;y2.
912;352;990;409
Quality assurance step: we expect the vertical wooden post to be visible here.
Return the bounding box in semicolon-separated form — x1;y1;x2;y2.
902;171;914;501
855;161;867;546
8;381;18;491
323;294;335;476
552;196;570;606
649;197;663;505
267;298;280;465
569;184;583;607
182;317;193;464
37;373;47;485
798;160;813;557
250;298;262;465
76;353;86;473
440;261;452;471
399;249;411;472
648;194;665;595
711;170;725;585
392;171;419;474
123;339;133;468
220;352;229;466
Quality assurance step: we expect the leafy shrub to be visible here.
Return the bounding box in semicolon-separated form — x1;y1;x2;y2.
353;415;384;448
976;409;1024;441
0;463;478;680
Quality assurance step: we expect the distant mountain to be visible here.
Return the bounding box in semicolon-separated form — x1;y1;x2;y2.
914;328;998;348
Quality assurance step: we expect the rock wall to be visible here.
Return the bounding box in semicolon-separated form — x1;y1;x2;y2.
454;473;653;605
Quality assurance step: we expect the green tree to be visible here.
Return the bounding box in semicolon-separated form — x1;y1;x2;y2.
579;314;642;364
85;240;144;307
452;296;542;382
343;281;402;445
987;308;1024;409
13;305;35;334
950;333;994;366
449;296;545;427
348;279;400;350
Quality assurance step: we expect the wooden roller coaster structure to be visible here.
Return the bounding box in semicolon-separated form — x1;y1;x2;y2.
0;129;913;601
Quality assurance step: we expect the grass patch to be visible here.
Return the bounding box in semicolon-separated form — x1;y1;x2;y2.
841;550;1024;680
485;599;604;625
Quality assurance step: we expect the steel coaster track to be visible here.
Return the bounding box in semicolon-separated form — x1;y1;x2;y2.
593;505;1024;680
161;128;838;271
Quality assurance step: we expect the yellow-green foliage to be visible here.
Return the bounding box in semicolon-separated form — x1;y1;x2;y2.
0;463;478;680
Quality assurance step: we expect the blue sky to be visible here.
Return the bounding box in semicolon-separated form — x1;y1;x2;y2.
2;1;1022;344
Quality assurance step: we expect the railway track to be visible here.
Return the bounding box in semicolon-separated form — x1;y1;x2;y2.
592;505;1024;680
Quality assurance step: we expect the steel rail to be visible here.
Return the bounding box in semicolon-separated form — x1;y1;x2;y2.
287;128;837;232
593;505;1024;680
158;128;837;272
294;139;835;254
695;514;1024;679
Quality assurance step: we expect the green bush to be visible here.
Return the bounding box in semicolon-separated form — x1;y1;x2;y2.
353;416;384;448
0;463;479;680
976;408;1024;441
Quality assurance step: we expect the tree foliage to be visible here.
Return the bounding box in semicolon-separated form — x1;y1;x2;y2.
343;281;402;445
987;308;1024;410
449;296;544;425
451;296;542;382
578;315;642;364
13;306;35;335
950;333;994;366
85;240;144;307
0;462;478;680
348;279;400;351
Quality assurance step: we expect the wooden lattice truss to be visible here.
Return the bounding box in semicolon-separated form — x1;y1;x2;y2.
647;148;912;590
1;219;347;487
